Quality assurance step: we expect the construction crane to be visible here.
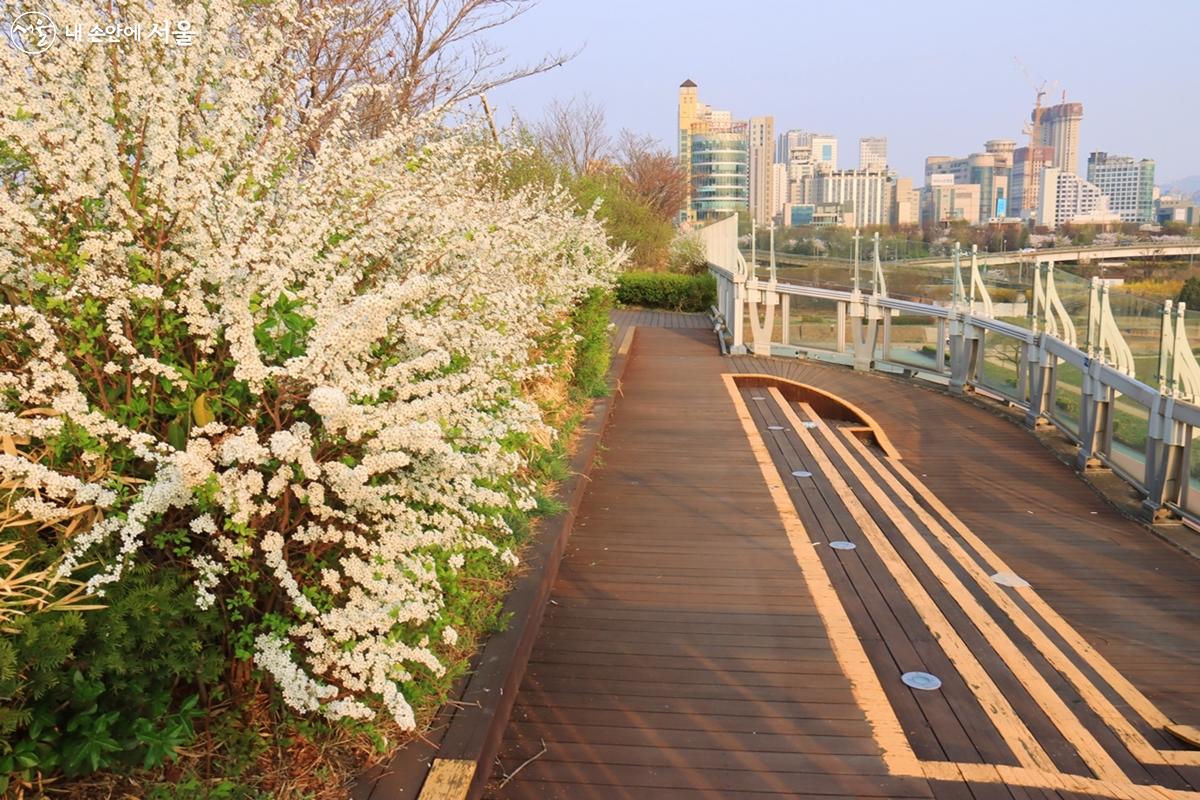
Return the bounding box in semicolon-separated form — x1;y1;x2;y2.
1013;56;1056;150
1013;57;1059;219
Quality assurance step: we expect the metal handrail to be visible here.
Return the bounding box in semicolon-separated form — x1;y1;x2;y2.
704;214;1200;522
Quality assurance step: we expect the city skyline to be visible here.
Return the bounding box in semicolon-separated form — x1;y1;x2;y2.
483;0;1200;185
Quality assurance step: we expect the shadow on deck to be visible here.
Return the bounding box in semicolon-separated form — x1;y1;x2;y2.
488;312;1200;800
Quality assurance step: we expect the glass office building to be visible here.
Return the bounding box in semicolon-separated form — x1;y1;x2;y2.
690;124;749;222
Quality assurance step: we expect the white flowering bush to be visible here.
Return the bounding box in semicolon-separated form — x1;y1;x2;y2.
0;0;619;731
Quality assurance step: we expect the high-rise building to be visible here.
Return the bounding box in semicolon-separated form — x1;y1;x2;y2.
811;135;838;171
786;145;815;205
677;79;701;222
985;139;1016;172
1157;197;1200;226
859;137;887;170
776;129;833;163
1037;168;1118;227
923;152;1009;221
748;116;775;224
921;174;982;225
811;168;896;227
777;129;806;163
677;79;749;222
985;139;1016;217
1086;152;1156;224
1009;145;1054;221
893;177;920;226
776;130;837;175
1039;101;1084;174
771;162;790;219
689;123;749;222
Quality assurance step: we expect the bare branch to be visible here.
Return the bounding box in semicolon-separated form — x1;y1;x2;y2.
294;0;578;139
534;94;611;176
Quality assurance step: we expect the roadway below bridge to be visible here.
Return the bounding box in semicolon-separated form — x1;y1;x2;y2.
488;311;1200;800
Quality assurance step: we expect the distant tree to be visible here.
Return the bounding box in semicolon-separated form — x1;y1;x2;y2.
1065;223;1097;245
573;171;673;269
1178;277;1200;309
534;94;612;175
616;130;688;221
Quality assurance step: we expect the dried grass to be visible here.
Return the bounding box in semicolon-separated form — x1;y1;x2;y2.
0;413;109;629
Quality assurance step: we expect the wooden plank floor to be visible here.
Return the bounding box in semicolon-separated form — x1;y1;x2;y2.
487;315;1200;800
725;353;1200;727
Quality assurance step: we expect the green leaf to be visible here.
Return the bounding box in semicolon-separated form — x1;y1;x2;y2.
167;418;187;451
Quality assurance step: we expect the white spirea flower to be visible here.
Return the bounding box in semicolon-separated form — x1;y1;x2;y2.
0;0;622;729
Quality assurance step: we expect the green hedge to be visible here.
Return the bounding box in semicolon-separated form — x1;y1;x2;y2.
616;272;716;312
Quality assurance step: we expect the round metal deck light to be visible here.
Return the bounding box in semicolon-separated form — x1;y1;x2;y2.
829;540;857;550
791;470;813;478
902;671;942;691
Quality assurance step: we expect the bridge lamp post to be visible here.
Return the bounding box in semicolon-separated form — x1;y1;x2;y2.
768;222;777;284
852;228;862;294
750;216;757;283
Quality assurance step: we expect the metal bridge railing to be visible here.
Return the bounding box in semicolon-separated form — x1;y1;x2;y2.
703;214;1200;523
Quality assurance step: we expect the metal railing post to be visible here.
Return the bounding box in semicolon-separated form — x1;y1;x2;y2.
1076;280;1114;471
1143;395;1188;520
1076;356;1113;472
947;245;983;393
781;294;790;346
730;272;746;354
1024;339;1056;429
936;318;948;374
836;301;847;353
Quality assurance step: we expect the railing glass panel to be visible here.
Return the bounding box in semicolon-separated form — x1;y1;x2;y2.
980;330;1024;401
741;294;786;349
883;263;953;305
1052;270;1093;345
787;295;842;353
1050;359;1083;436
773;264;854;292
1182;437;1200;517
1184;313;1200;374
1110;392;1151;485
883;316;945;371
1106;288;1162;385
886;315;944;372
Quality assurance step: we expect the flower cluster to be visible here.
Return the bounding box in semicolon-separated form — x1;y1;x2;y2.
0;0;620;727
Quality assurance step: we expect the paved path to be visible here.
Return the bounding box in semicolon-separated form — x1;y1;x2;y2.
488;315;1200;799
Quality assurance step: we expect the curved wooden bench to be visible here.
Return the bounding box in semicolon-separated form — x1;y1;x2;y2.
730;373;902;460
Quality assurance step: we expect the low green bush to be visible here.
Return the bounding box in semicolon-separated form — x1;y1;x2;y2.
570;289;613;398
0;564;223;792
616;272;716;312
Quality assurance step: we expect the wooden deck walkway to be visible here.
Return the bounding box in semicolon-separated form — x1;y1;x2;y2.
486;314;1200;800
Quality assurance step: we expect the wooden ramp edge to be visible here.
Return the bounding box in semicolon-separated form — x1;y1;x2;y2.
355;327;640;800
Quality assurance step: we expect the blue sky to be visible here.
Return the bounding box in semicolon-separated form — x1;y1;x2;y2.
484;0;1200;185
